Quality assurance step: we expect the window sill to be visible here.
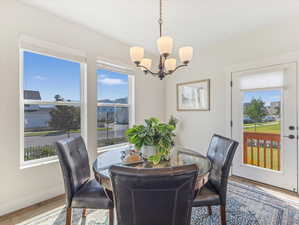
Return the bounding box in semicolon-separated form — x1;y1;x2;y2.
97;142;131;154
20;143;133;169
20;156;59;169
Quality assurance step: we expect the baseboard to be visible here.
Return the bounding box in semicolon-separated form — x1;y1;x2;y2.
230;175;299;197
0;186;64;216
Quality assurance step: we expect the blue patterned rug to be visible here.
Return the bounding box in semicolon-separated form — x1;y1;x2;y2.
18;181;299;225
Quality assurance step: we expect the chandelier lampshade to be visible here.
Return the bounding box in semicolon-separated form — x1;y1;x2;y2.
165;58;176;72
130;47;144;64
140;58;152;71
157;36;173;56
129;0;193;80
179;47;193;64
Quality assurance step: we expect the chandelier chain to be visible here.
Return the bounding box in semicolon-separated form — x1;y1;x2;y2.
159;0;163;37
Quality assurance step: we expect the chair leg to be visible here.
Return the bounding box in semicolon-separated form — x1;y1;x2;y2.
109;208;114;225
220;205;227;225
82;208;87;217
66;207;72;225
207;206;212;215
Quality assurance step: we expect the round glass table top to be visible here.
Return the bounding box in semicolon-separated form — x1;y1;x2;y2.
93;146;211;182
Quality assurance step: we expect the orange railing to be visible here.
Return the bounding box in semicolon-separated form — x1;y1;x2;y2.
243;132;280;171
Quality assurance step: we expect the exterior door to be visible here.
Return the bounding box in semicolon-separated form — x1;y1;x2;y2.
231;63;298;191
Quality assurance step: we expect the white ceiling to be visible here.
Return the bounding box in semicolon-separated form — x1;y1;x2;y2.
20;0;299;54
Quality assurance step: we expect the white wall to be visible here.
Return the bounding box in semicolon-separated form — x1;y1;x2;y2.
166;16;299;154
0;0;165;215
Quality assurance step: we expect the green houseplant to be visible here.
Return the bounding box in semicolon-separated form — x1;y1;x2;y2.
125;116;178;165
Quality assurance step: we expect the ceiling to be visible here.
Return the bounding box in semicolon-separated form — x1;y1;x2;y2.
19;0;299;54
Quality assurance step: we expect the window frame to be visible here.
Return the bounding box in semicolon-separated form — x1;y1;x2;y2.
19;48;87;168
96;63;135;152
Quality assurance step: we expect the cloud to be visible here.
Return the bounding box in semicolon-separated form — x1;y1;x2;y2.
99;78;127;85
34;75;47;80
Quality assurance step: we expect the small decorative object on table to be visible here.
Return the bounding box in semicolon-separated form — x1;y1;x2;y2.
125;116;178;165
121;149;143;165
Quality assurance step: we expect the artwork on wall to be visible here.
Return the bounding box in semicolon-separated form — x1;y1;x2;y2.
176;79;210;111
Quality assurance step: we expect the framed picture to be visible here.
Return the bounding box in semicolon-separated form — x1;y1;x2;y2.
177;79;210;111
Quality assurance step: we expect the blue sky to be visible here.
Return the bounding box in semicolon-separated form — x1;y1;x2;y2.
96;69;128;101
243;90;281;106
23;51;128;101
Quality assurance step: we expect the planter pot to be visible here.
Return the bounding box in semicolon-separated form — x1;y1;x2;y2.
141;145;156;159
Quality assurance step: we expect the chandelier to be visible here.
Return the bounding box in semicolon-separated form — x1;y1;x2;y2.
129;0;193;80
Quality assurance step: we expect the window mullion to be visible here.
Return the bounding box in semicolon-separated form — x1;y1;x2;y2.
97;103;129;107
24;100;80;106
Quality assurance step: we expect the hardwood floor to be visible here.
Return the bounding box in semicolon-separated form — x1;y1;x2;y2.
0;195;65;225
0;177;298;225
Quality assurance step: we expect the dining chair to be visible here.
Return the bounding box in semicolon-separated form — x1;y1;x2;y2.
192;134;239;225
110;164;198;225
56;136;114;225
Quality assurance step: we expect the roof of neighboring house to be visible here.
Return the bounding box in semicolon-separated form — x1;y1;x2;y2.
24;90;41;100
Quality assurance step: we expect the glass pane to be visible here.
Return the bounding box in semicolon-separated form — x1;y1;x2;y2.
24;104;81;161
97;106;129;148
23;51;81;102
243;90;281;171
97;69;128;104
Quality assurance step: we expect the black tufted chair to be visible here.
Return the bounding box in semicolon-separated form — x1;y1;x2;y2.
110;164;198;225
56;136;114;225
192;134;239;225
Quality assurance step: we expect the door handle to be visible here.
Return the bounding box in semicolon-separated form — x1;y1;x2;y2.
283;134;296;139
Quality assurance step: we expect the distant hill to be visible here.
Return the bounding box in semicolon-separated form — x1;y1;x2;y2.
98;97;128;104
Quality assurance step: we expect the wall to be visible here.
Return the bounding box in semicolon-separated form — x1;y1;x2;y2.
0;0;165;215
166;16;299;153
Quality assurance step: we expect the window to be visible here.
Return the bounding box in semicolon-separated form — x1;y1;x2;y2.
21;50;84;164
97;68;134;149
243;90;281;171
241;71;283;171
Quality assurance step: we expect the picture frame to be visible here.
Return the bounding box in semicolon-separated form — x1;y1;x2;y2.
176;79;210;111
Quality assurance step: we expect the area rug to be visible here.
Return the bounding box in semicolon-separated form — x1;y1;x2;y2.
18;181;299;225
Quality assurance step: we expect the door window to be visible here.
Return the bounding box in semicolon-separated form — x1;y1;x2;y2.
243;90;281;171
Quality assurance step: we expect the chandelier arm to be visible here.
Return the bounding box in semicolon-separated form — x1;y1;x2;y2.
136;65;159;75
165;64;188;76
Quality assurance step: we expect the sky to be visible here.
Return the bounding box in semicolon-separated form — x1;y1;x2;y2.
243;90;281;106
23;51;128;102
96;69;128;102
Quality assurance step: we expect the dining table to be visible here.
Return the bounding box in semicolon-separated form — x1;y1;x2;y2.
93;146;211;194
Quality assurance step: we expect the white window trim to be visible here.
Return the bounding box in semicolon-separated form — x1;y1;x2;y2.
96;62;135;152
19;48;87;168
19;35;87;63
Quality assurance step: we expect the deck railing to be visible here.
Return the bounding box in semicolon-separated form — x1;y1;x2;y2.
243;132;280;171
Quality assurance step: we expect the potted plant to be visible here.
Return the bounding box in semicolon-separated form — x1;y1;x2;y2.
125;116;178;165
